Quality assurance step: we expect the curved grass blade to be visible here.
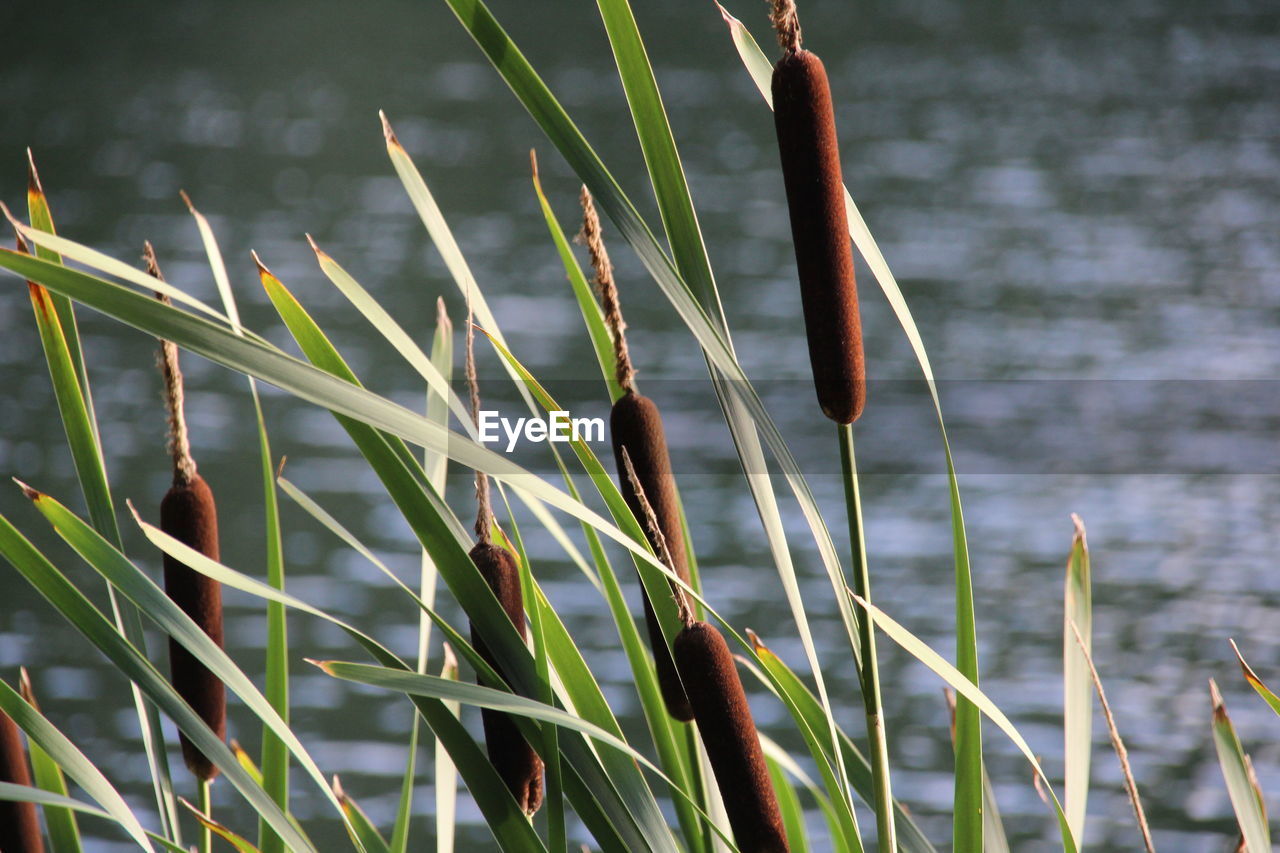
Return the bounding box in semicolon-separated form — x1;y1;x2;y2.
1230;640;1280;718
306;237;476;438
19;669;83;853
21;486;359;850
334;778;392;853
1063;515;1092;842
1210;680;1270;852
181;194;292;853
181;796;262;853
0;678;152;850
851;593;1077;853
715;7;984;844
0;512;312;852
18;228;179;843
131;515;547;853
529;152;623;403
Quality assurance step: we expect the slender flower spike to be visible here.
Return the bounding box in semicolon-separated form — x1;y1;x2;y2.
770;0;866;424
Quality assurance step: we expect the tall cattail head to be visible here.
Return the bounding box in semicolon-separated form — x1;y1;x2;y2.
146;244;226;782
0;700;44;853
464;315;543;815
770;6;865;425
675;621;788;853
582;186;695;721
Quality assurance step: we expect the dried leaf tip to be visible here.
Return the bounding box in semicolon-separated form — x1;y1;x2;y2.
1071;512;1087;546
1209;678;1227;717
436;295;450;332
178;189;198;214
379;110;400;147
464;305;494;544
18;668;38;709
716;1;737;27
26;147;44;196
250;249;273;278
142;241;165;284
745;628;768;653
769;0;802;52
331;774;348;802
529;148;540;182
13;478;41;501
304;233;326;258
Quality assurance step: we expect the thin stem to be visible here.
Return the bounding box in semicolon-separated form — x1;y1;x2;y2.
196;778;212;853
464;307;493;544
620;448;693;626
769;0;803;53
838;423;896;852
144;242;197;485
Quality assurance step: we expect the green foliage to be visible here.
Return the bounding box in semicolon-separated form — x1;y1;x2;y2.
0;2;1269;852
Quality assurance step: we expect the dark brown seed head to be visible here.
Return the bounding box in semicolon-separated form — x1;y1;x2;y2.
160;473;225;782
467;542;544;815
772;48;866;425
610;391;694;721
675;621;788;853
0;707;44;853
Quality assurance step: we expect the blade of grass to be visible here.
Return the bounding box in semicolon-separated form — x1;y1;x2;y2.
1230;640;1280;718
181;796;261;853
182;194;291;853
0;678;152;850
765;753;810;853
716;8;984;845
18;669;84;853
1067;622;1152;853
129;510;547;853
0;511;314;852
335;778;392;853
851;593;1077;853
434;647;460;853
1210;680;1270;852
17;210;180;844
22;486;365;850
1063;515;1092;843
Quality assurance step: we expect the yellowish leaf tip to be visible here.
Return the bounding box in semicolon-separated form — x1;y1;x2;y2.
276;455;288;479
332;774;348;802
435;295;450;332
13;477;41;502
745;627;768;653
529;148;540;182
250;249;273;279
442;641;458;676
304;658;336;675
379;110;400;148
18;667;37;709
26;147;43;196
1071;512;1087;547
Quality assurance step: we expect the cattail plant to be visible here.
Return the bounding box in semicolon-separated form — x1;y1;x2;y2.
464;311;544;816
620;451;787;852
145;243;226;784
770;0;866;425
580;186;695;722
0;703;44;853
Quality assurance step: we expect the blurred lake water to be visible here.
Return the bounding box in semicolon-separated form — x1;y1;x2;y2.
1;0;1278;849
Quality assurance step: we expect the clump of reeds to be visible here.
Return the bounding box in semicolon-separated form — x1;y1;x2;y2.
580;186;694;722
619;451;787;852
464;311;544;815
769;0;866;425
0;700;43;853
146;243;226;782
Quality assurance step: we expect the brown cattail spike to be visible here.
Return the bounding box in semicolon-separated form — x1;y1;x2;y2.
468;542;544;814
463;316;542;813
0;704;44;853
772;26;866;424
146;245;226;781
675;621;788;853
611;393;694;721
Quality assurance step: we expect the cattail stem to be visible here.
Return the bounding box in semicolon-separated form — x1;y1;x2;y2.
578;186;635;395
146;244;226;783
675;621;788;852
838;424;895;851
0;706;43;853
145;242;197;486
196;777;213;853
